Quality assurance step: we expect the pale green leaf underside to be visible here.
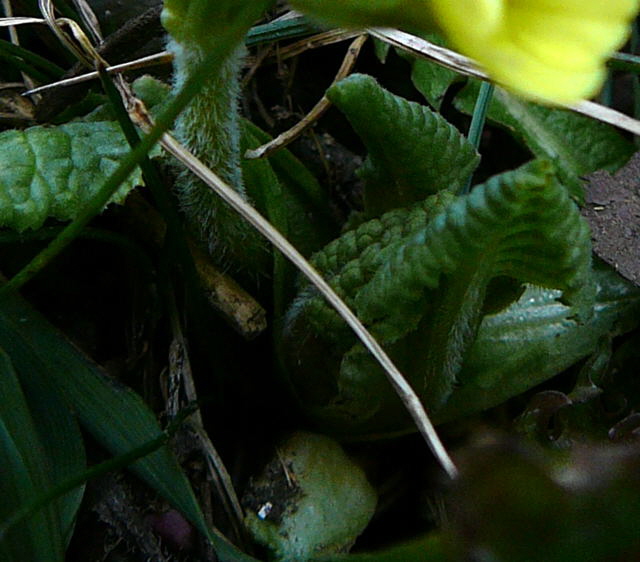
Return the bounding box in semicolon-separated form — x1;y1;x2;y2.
436;263;640;424
327;73;479;217
0;122;153;232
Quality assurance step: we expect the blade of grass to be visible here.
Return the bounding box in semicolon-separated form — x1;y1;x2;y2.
0;403;194;542
0;349;64;562
461;81;494;195
0;38;64;78
0;50;51;83
0;288;259;562
4;320;86;547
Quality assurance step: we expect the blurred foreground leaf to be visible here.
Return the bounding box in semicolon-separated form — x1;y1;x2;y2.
447;440;640;561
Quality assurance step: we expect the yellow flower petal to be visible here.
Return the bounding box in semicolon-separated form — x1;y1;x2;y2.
430;0;640;103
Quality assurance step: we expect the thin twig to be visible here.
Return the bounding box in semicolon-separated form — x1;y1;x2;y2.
271;28;361;61
245;34;367;159
370;28;487;80
23;52;173;95
572;100;640;136
0;16;45;26
166;304;248;546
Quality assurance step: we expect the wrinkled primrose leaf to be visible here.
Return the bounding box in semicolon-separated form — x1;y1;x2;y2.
0;122;161;232
437;262;640;425
327;74;479;218
283;161;606;436
408;34;460;111
409;67;635;201
244;432;377;561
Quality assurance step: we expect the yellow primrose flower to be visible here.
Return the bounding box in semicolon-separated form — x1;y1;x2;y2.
291;0;640;104
430;0;640;104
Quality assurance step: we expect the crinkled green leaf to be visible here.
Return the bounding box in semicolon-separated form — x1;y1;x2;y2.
0;350;64;562
284;162;596;435
352;161;592;418
245;432;377;561
0;121;156;232
288;190;456;342
455;82;635;197
327;74;479;217
356;161;593;327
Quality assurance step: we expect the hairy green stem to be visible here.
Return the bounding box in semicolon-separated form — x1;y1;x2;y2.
168;40;268;273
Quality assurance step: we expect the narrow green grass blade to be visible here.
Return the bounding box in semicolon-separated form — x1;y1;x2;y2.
0;290;257;561
246;15;321;47
455;81;635;199
1;407;194;540
0;39;65;79
0;349;64;562
461;82;494;194
9;344;86;546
